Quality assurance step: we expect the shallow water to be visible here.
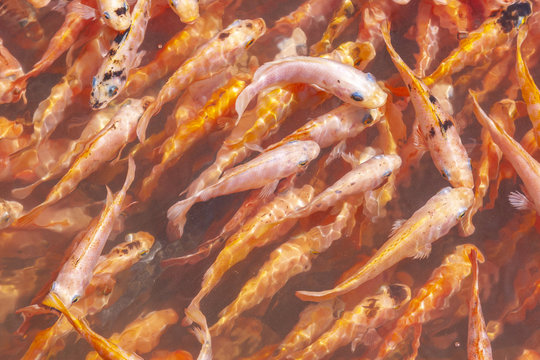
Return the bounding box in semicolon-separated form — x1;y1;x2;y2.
0;0;539;359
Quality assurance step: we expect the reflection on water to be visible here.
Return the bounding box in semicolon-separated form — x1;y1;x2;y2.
1;0;539;359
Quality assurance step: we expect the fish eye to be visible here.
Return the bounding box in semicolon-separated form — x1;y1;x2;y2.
457;209;467;219
103;11;111;19
140;249;149;256
108;86;119;97
298;159;308;166
383;170;392;177
72;295;81;303
441;169;450;179
245;39;255;48
351;92;364;102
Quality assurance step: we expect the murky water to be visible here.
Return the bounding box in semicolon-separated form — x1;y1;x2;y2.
1;0;539;359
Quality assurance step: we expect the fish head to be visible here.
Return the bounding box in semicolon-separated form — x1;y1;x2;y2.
0;200;23;229
101;1;131;32
295;140;320;169
90;77;123;109
436;187;474;220
339;71;388;109
169;0;199;23
224;18;266;51
45;279;84;309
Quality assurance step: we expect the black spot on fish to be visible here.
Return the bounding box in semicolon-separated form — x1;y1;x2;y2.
429;126;436;138
363;298;379;319
112;70;124;78
126;241;142;250
120;75;127;81
219;32;230;40
497;2;531;33
108;48;117;56
103;71;113;81
246;22;253;28
407;84;412;91
388;284;409;305
335;190;342;194
92;100;104;109
115;6;127;16
442;119;454;131
113;26;130;44
122;248;129;254
429;94;437;104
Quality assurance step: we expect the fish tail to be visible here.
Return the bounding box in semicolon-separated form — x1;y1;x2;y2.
184;306;212;360
136;101;158;143
11;179;43;199
122;156;136;193
234;84;255;124
166;197;196;240
12;203;47;227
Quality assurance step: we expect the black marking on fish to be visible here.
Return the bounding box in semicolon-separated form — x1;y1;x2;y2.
112;70;124;78
442;119;454;131
429;94;437;104
362;113;373;125
429;126;436;138
246;22;253;28
115;6;127;16
497;2;531;33
363;298;379;319
219;32;230;40
108;48;117;56
113;26;131;44
388;284;409;305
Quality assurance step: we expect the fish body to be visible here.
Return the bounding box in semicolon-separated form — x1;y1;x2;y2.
138;76;248;201
235;56;387;121
423;1;532;85
0;38;23;103
272;300;344;359
42;158;135;308
516;25;540;147
13;97;150;226
123;6;223;96
470;91;540;213
166;140;320;239
467;249;493;360
10;0;97;102
91;0;151;109
211;202;357;336
292;154;402;218
290;284;411;360
136;18;266;141
382;21;473;189
43;293;143;360
296;186;474;302
376;244;483;359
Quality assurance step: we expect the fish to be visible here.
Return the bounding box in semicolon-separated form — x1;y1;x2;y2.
98;0;131;31
375;244;483;359
136;18;267;141
467;248;493;360
138;76;249;201
272;299;344;360
0;0;45;49
290;154;402;218
309;0;360;56
41;157;135;308
42;292;143;360
20;231;154;360
13;98;151;227
90;0;151;109
423;1;532;86
210;202;357;336
470;90;540;213
166;140;320;240
9;0;97;102
516;24;540;148
169;0;199;23
0;199;23;229
290;284;411;360
234;56;387;121
123;4;223;97
85;309;179;359
296;186;473;302
0;38;23;103
382;21;474;189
